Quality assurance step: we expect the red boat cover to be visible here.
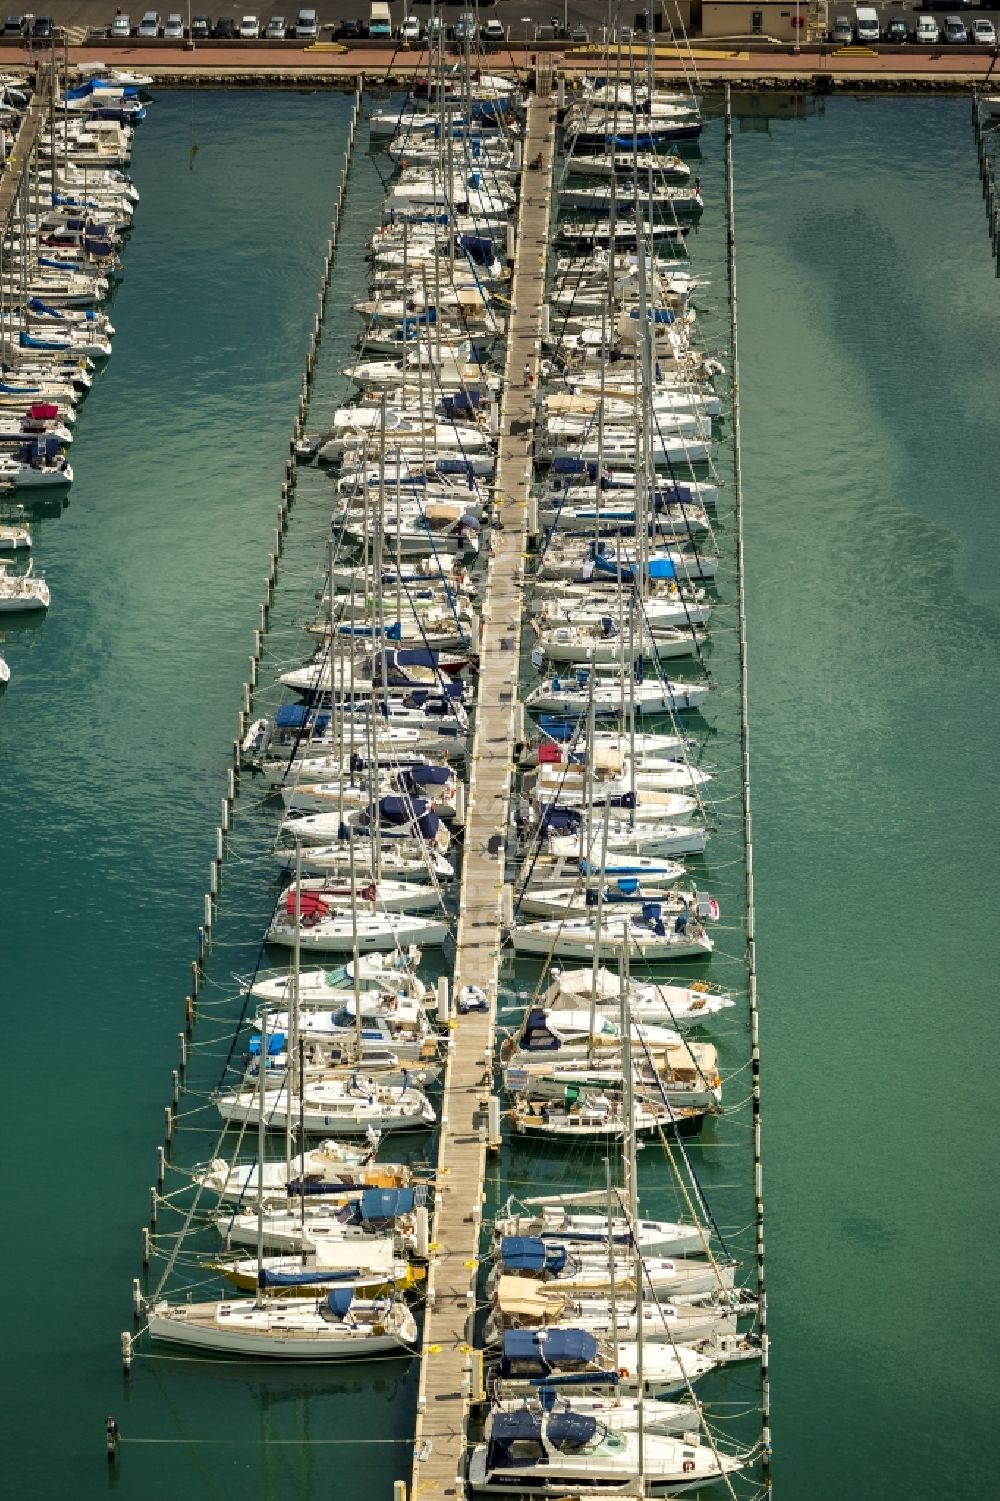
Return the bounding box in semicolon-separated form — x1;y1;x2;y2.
286;890;329;919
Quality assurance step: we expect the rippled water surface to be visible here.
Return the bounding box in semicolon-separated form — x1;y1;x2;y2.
0;89;997;1501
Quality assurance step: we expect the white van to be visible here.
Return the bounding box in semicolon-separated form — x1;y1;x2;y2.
916;13;940;42
854;6;880;41
294;8;318;38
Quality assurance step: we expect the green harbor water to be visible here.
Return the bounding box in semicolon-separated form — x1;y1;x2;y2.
0;88;997;1500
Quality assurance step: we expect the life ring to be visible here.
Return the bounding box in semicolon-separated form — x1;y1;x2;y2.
618;1366;628;1378
682;1461;695;1474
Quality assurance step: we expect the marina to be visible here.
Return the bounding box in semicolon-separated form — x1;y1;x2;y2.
0;57;997;1501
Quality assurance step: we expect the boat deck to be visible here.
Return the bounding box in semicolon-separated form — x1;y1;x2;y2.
408;92;555;1501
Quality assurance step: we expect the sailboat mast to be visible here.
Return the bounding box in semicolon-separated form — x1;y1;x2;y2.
349;829;362;1060
255;1000;268;1305
285;839;303;1189
292;839;304;1259
605;1154;619;1372
621;922;644;1491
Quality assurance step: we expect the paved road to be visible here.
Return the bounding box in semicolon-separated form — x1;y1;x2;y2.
4;0;1000;60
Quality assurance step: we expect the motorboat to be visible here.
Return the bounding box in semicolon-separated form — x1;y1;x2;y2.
489;1326;715;1399
468;1407;741;1494
540;967;735;1031
0;559;50;610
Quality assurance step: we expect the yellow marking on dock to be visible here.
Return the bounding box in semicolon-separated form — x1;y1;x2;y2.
567;42;751;60
408;92;556;1500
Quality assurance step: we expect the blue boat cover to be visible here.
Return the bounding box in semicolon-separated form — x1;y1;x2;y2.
647;559;677;580
378;794;430;826
594;555;635;581
326;1286;355;1316
540;808;580;834
404;763;450;788
457;234;494;267
247;1031;286;1056
257;1266;356;1288
20;333;66;351
488;1409;598;1453
499;1236;569;1275
360;1186;415;1222
275;704;310;729
27;298;64;318
442;390;481;415
537;717;576;740
501;1327;598;1370
627;306;675;324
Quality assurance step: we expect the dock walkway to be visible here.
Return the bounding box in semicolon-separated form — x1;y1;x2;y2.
0;79;49;235
408;93;555;1501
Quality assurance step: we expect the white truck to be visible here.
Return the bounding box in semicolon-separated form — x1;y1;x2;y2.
369;1;392;38
854;6;881;41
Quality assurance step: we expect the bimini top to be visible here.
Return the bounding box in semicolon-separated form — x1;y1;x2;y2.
487;1408;598;1458
360;1186;415;1223
400;763;451;788
501;1327;598;1370
498;1236;568;1275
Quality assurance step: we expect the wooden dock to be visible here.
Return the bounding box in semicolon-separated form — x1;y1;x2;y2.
408;92;555;1501
0;79;50;235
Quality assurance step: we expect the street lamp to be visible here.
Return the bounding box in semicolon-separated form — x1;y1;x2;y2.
521;14;531;46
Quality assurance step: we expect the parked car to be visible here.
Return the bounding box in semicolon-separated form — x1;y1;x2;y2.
136;10;160;35
915;14;940;43
399;15;421;41
973;17;997;43
337;16;362;36
943;14;968;42
163;11;184;36
190;12;211;35
31;14;53;36
265;14;287;36
425;14;442;37
1;14;25;34
453;11;476;42
238;13;260;34
481;17;505;41
884;14;908;43
294;7;318;37
212;14;236;35
831;14;853;43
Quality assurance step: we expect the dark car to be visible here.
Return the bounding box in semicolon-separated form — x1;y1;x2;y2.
1;14;25;34
885;14;908;42
212;14;235;35
31;15;53;36
337;16;362;36
190;11;210;34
